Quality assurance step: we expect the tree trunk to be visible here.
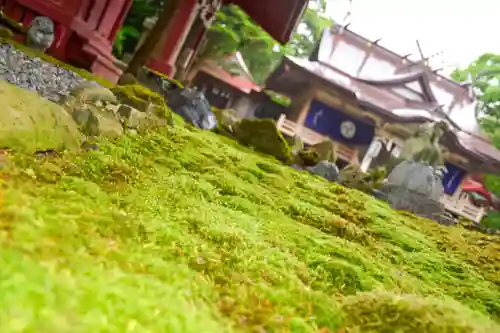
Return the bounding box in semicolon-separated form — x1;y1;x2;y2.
124;0;180;77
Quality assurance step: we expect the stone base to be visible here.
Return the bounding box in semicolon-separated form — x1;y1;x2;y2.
381;184;445;222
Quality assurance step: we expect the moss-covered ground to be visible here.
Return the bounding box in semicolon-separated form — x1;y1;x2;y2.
1;120;499;332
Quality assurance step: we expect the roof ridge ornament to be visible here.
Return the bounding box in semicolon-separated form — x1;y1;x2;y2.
336;0;353;34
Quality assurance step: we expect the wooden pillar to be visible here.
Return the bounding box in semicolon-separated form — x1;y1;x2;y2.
147;0;199;77
288;88;314;134
98;0;133;41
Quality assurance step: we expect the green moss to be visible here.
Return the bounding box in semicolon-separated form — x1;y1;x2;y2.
338;165;387;193
263;89;291;107
111;84;171;119
0;80;81;153
297;148;320;166
234;118;291;162
342;292;497;332
147;69;184;89
211;107;240;136
0;86;499;332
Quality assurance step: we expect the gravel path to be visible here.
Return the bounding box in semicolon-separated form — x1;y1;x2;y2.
0;43;99;102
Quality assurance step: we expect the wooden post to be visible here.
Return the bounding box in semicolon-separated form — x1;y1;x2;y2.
289;89;314;136
147;0;199;77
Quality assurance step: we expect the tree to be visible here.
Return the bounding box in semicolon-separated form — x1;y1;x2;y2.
453;54;500;228
452;54;500;120
113;0;165;59
285;0;332;57
124;0;179;77
119;0;332;82
182;5;278;84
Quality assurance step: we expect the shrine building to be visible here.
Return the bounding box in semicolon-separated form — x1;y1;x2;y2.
265;24;500;223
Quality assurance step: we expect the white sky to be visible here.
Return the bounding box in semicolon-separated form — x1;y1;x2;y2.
326;0;500;73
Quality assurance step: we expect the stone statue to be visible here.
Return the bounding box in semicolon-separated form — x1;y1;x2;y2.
381;121;455;225
26;16;55;52
398;121;446;168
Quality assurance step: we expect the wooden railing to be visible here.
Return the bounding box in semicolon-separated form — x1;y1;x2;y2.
439;190;486;223
277;114;359;164
277;114;487;223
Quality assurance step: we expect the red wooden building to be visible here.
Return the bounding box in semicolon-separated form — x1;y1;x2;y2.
0;0;308;83
0;0;132;82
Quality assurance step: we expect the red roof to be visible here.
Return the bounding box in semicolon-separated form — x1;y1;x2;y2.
201;65;260;94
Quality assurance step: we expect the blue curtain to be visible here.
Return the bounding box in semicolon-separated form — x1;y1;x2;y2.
442;162;467;195
304;100;375;145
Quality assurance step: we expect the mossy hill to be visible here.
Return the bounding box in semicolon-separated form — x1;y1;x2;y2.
0;83;500;333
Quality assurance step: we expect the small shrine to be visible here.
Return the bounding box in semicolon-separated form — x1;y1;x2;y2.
265;24;500;223
189;52;261;112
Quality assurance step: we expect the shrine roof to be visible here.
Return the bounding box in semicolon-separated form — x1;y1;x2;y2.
264;26;500;173
226;0;308;44
201;52;261;94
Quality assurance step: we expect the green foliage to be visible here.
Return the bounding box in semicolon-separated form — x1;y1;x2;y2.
452;53;500;119
113;0;162;57
117;1;330;83
263;89;292;107
286;0;332;57
2;116;500;332
112;26;141;58
453;54;500;228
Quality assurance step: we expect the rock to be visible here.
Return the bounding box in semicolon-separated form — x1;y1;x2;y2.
26;16;55;52
81;141;99;151
0;81;81;153
382;161;446;221
212;107;239;132
310;140;337;162
111;84;171;123
234;118;292;162
386;161;444;201
167;88;216;130
0;43;100;103
382;184;445;221
70;104;123;139
305;160;340;182
117;73;139;86
296;148;320;167
117;104;167;130
70;85;117;104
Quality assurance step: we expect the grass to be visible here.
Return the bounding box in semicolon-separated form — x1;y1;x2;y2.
1;122;500;333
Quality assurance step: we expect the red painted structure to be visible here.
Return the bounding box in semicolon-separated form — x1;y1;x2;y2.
2;0;307;82
0;0;132;83
148;0;308;78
